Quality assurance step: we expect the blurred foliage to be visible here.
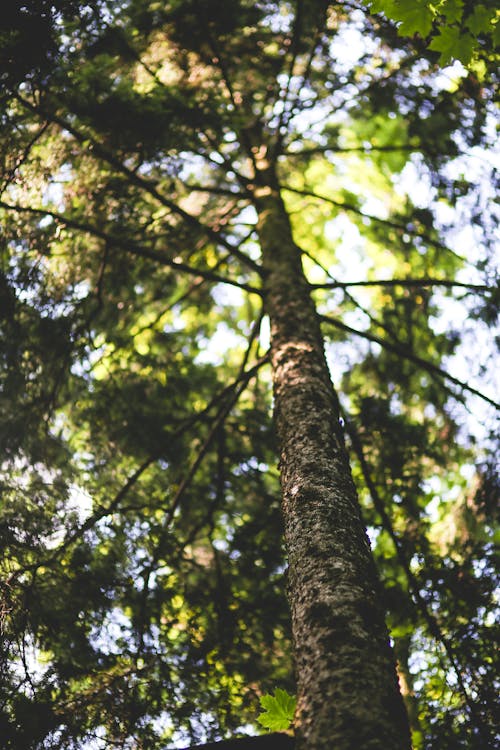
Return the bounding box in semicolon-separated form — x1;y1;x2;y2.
0;1;498;749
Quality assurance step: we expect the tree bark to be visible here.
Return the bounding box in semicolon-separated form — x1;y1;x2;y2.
253;163;411;750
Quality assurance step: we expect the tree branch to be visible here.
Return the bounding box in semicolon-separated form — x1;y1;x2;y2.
344;413;491;740
281;184;463;259
15;94;262;275
0;200;263;296
5;353;269;588
162;317;266;530
1;121;50;191
134;330;268;646
301;245;403;345
310;278;490;292
284;143;420;158
273;0;305;142
320;314;499;410
181;183;247;198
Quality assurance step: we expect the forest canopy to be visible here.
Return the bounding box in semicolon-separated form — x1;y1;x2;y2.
0;2;498;749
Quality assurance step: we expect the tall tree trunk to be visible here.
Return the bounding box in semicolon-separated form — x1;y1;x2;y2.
253;162;411;750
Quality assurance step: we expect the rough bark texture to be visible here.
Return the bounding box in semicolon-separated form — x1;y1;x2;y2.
253;163;411;750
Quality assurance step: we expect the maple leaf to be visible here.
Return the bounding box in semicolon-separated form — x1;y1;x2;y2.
257;689;296;732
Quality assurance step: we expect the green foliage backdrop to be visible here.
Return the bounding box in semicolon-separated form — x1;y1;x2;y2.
0;1;498;748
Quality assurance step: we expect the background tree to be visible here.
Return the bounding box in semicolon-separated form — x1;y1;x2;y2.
0;2;498;749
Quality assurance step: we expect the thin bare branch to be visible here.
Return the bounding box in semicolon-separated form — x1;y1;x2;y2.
282;184;467;262
134;337;268;645
163;360;266;529
1;121;50;191
276;2;327;142
181;182;247;198
311;278;491;292
344;413;488;736
320;314;499;410
285;143;420;157
162;316;266;529
273;0;305;140
301;245;404;345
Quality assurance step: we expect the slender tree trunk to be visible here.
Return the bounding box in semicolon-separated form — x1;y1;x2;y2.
394;636;422;743
252;161;411;750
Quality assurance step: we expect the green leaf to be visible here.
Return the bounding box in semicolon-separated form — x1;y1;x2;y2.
257;688;296;732
367;0;435;37
368;0;398;15
396;2;435;37
429;26;475;64
437;0;464;25
465;5;496;37
494;21;500;48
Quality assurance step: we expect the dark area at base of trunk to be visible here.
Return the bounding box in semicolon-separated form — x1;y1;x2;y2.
183;733;294;749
